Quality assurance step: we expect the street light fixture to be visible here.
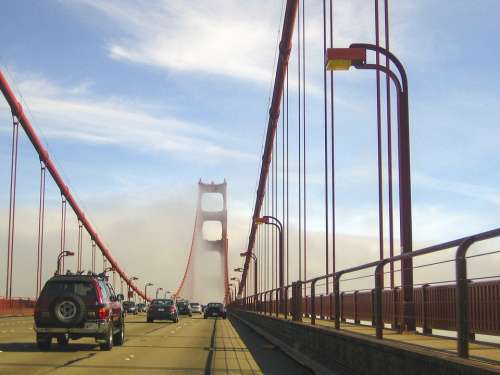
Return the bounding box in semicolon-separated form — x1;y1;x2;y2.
234;267;243;272
241;251;257;296
56;251;74;275
155;287;163;299
325;43;414;331
255;215;284;313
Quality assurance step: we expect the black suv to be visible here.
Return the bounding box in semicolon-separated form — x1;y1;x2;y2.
34;272;125;350
203;303;226;319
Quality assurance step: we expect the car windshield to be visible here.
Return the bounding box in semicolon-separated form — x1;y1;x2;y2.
152;299;173;306
190;303;199;307
207;303;222;308
40;281;96;302
123;301;135;306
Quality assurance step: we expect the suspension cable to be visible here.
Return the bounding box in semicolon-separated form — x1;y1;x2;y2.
297;0;302;282
375;0;384;274
322;0;329;294
36;160;46;297
384;0;395;288
6;115;19;298
329;0;336;275
60;195;67;274
302;0;307;284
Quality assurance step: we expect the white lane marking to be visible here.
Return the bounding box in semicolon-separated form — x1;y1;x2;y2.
170;331;175;333
130;354;135;358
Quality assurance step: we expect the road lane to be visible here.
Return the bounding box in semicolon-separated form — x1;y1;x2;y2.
0;314;312;374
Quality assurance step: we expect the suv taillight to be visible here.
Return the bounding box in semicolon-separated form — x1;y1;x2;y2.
98;307;109;320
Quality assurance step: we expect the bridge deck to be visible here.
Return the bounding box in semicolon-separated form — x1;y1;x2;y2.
0;314;313;374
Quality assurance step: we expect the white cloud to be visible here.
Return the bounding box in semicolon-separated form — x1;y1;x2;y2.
0;70;254;162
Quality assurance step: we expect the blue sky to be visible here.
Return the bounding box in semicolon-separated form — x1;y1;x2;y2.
0;0;499;297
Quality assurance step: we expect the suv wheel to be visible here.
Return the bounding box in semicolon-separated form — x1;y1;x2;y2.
113;319;125;346
36;334;51;350
99;326;114;351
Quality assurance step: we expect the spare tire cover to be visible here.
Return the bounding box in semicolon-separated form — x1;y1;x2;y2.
51;294;86;327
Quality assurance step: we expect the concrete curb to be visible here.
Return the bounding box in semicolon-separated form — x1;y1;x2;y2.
229;312;349;375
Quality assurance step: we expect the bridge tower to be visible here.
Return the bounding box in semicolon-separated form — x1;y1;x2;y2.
175;180;230;304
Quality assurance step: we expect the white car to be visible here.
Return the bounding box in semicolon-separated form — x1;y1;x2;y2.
189;302;203;314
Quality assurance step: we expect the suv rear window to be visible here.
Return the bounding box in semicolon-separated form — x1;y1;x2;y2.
40;281;96;302
152;299;173;306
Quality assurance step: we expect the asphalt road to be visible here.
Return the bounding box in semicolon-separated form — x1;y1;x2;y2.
0;313;313;374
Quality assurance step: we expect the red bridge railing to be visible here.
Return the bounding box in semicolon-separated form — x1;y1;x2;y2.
232;226;500;360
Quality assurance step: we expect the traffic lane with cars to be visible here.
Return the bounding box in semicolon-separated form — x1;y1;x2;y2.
0;314;313;374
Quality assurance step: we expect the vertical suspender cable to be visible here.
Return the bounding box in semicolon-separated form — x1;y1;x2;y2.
322;0;329;294
286;72;290;285
302;0;307;285
297;0;302;283
6;115;19;299
384;0;395;288
36;161;46;297
282;72;286;286
77;221;83;272
375;0;384;272
271;145;275;290
329;0;336;276
91;240;96;273
276;129;278;290
60;195;67;274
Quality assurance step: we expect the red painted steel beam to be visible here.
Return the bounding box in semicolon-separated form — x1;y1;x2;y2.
0;71;148;301
239;0;299;296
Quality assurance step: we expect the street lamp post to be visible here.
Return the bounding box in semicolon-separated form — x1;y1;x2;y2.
326;44;414;331
163;290;172;298
233;267;245;297
156;287;163;299
144;282;153;302
230;277;240;299
56;251;75;275
255;215;284;313
128;276;139;301
240;252;257;296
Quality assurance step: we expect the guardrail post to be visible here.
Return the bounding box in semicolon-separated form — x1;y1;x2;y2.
311;280;317;325
340;292;346;323
371;289;376;327
275;289;279;318
375;262;385;339
456;237;475;359
422;284;432;335
334;274;341;329
354;290;360;324
320;294;324;320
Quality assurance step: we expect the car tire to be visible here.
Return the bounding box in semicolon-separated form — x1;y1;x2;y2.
36;334;51;350
56;334;69;346
113;319;125;346
99;325;113;351
147;318;153;323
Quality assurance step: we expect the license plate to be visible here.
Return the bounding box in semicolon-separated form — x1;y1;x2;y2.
84;322;97;330
158;308;165;312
